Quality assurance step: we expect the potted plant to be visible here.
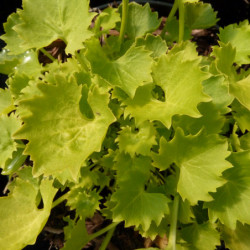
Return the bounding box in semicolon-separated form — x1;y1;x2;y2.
0;0;250;249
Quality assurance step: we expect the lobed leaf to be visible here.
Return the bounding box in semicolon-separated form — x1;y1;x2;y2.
14;75;115;181
218;20;250;65
86;39;153;98
119;2;161;39
152;128;232;204
10;0;96;54
205;151;250;229
0;171;56;250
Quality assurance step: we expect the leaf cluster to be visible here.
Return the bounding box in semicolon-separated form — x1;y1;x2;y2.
0;0;250;249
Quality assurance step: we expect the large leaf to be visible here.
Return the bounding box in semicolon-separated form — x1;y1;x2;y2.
205;151;250;229
0;114;21;169
125;43;210;128
119;2;161;39
14;75;115;181
93;7;120;36
86;39;153;98
152;128;232;205
0;171;57;250
12;0;96;54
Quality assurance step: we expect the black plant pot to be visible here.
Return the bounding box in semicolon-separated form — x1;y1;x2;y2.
90;0;173;16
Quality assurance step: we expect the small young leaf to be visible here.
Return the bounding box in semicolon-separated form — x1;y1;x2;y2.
135;34;168;58
116;121;156;157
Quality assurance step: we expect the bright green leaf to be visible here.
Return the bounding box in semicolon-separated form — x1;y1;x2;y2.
116;121;156;156
136;34;168;58
14;75;115;181
1;10;25;55
93;7;120;35
230;74;250;110
231;100;250;133
86;39;153;98
0;88;14;115
119;2;161;39
0;49;23;74
0;114;21;169
0;175;56;250
202;75;233;114
210;43;236;77
218;20;250;65
14;0;96;54
125;43;210;128
67;189;100;218
152;129;231;204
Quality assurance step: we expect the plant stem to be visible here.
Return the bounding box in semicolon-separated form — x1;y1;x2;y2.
161;0;178;38
40;48;56;62
88;222;119;242
52;192;70;208
166;194;179;250
99;223;117;250
178;0;185;42
118;0;129;46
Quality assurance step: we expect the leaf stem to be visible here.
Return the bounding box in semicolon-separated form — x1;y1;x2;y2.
52;192;70;208
166;194;179;250
40;48;56;62
178;0;185;42
161;0;178;37
88;222;119;242
99;223;117;250
118;0;129;46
